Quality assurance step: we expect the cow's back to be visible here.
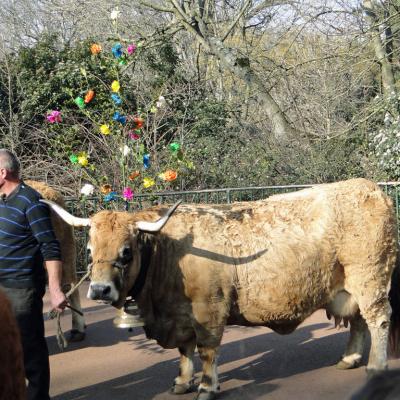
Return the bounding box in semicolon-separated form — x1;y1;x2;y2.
154;178;397;333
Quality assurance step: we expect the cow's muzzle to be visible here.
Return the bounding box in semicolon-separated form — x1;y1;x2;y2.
88;281;119;303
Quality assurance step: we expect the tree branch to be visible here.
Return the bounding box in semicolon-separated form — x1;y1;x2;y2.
221;0;251;42
138;0;174;13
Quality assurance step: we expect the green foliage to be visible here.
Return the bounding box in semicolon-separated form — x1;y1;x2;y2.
0;28;384;194
368;93;400;180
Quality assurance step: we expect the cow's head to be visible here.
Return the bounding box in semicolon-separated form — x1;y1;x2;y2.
40;199;181;308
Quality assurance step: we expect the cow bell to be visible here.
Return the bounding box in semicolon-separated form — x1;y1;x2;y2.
113;301;144;329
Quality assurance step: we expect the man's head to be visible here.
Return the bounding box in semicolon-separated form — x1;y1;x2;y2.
0;149;21;190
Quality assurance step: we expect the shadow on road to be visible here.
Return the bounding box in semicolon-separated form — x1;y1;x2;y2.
52;322;357;400
47;316;153;356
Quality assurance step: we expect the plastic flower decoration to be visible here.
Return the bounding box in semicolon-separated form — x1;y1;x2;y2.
77;152;89;167
120;145;131;157
46;110;62;123
143;153;150;169
122;187;134;201
156;96;166;108
143;177;155;188
161;170;178;182
169;142;181;152
113;112;126;124
133;116;144;129
100;184;113;194
80;183;95;196
100;124;110;135
119;57;127;66
104;191;117;202
74;96;85;109
128;131;140;140
69;154;78;164
110;8;120;20
90;44;102;55
111;94;122;105
128;171;140;181
127;44;136;55
84;90;95;104
111;80;120;92
112;43;123;58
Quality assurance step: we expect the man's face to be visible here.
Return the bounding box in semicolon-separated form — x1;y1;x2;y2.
0;168;7;189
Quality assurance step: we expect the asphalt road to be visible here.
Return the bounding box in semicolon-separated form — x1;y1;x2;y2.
44;283;400;400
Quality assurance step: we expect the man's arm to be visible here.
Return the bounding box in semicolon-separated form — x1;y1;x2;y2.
25;197;68;312
45;260;68;312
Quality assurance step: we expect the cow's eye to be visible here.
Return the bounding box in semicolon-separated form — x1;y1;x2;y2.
120;246;132;264
86;247;92;261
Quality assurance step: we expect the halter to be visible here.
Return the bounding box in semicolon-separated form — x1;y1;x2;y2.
91;250;151;299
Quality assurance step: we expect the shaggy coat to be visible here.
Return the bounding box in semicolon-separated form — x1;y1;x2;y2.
45;178;400;400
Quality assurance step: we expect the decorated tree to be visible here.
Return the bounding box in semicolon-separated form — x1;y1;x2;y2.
45;13;193;202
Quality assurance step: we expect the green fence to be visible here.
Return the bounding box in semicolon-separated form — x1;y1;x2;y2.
65;182;400;274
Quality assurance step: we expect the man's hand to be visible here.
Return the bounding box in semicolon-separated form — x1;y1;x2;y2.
45;260;68;312
49;287;68;312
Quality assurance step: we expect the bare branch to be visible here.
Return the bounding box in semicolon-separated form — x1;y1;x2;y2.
221;0;251;42
138;0;174;13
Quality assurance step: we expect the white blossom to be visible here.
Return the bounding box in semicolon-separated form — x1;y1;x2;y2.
80;183;95;196
384;112;392;127
111;8;120;20
120;145;131;157
156;95;166;108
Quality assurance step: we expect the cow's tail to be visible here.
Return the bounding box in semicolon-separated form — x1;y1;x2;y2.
389;253;400;356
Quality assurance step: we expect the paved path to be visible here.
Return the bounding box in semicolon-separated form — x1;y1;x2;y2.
44;283;400;400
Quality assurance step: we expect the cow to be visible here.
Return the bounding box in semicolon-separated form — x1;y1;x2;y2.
0;288;26;400
26;180;85;342
41;178;400;400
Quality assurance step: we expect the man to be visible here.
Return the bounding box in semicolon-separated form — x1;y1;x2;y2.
0;149;67;400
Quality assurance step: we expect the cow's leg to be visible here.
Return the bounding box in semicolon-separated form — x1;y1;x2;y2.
336;313;367;369
68;286;86;342
196;346;219;400
347;281;391;374
363;303;391;375
171;341;196;395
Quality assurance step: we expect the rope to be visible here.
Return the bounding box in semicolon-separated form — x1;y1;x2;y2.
48;264;92;351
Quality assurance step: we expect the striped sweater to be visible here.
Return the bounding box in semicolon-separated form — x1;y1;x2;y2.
0;182;61;288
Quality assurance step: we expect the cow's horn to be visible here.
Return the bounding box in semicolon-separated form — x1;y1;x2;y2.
136;200;182;232
40;199;91;227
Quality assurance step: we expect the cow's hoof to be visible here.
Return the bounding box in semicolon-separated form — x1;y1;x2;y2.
336;359;360;370
68;329;86;342
195;389;217;400
170;381;194;395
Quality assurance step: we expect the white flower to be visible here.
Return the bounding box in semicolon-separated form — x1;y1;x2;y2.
111;8;120;20
156;95;166;108
384;112;392;127
120;145;131;157
80;183;95;196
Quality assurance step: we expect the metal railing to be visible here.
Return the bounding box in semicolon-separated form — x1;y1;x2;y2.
65;182;400;274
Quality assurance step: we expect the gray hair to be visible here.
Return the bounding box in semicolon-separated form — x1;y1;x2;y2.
0;149;21;178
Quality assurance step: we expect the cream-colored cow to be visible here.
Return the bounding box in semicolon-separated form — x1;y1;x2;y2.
43;178;400;400
27;181;85;341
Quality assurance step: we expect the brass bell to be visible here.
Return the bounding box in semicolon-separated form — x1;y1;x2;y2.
113;301;144;329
